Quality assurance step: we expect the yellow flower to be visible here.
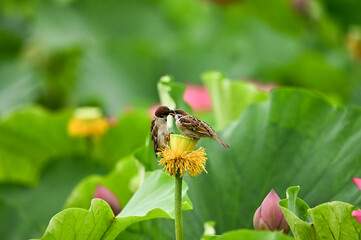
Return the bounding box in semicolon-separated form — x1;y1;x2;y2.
158;134;207;177
68;107;108;137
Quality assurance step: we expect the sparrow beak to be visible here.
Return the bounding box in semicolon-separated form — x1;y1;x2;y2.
170;110;176;116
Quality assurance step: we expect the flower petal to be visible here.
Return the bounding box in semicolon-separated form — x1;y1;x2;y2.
93;185;121;215
352;178;361;190
352;210;361;224
260;189;282;230
183;84;212;112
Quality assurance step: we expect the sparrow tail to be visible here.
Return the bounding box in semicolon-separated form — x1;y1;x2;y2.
213;136;230;149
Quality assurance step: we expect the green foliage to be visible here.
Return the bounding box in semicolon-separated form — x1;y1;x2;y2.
0;107;151;239
202;71;268;130
36;170;192;240
2;0;361;238
147;80;361;239
219;229;294;240
0;156;106;240
38;199;115;240
158;75;192;113
97;110;151;168
0;62;39;115
280;186;361;240
64;155;140;210
0;107;79;185
2;0;361;112
0;107;150;186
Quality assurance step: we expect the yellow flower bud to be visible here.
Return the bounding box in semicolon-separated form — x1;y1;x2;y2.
67;107;108;137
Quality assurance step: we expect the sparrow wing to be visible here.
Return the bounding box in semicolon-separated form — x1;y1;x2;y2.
150;118;159;156
179;115;214;137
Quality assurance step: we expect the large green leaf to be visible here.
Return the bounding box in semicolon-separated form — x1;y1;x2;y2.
140;87;361;239
97;110;151;169
36;170;192;240
36;198;115;240
0;107;82;185
280;186;361;240
219;229;293;240
183;88;361;238
202;224;294;240
202;71;269;130
279;186;314;239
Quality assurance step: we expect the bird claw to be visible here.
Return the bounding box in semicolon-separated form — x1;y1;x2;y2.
166;132;174;143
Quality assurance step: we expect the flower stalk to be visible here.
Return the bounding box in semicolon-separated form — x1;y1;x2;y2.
157;134;208;240
175;172;183;240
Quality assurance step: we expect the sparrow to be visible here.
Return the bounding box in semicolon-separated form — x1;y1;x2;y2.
150;106;174;156
171;109;230;148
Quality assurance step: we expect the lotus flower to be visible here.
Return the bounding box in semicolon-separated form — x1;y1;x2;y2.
352;178;361;223
183;84;212;112
253;189;290;234
93;185;121;215
68;107;108;137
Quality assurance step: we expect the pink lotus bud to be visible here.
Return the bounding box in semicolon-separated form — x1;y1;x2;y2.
253;189;290;234
93;185;121;215
352;210;361;224
353;178;361;190
183;84;212;112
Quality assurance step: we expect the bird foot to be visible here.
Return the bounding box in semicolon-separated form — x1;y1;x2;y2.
166;132;174;143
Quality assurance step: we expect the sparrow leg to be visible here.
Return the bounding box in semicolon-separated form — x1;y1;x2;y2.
166;132;174;143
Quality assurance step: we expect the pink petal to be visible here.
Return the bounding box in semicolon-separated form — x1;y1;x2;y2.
183;84;212;112
260;189;282;230
352;210;361;223
93;185;121;215
352;178;361;190
254;206;271;231
253;189;290;233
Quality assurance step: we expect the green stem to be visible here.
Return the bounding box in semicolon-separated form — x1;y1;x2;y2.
175;173;183;240
85;136;98;160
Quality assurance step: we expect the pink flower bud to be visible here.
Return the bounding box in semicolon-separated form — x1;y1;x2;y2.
183;84;212;112
93;185;121;215
352;210;361;224
353;178;361;190
253;189;290;234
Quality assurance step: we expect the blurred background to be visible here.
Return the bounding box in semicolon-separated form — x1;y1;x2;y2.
2;0;361;239
1;0;361;115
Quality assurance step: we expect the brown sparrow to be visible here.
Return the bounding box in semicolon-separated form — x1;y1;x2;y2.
171;109;230;148
150;106;174;156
